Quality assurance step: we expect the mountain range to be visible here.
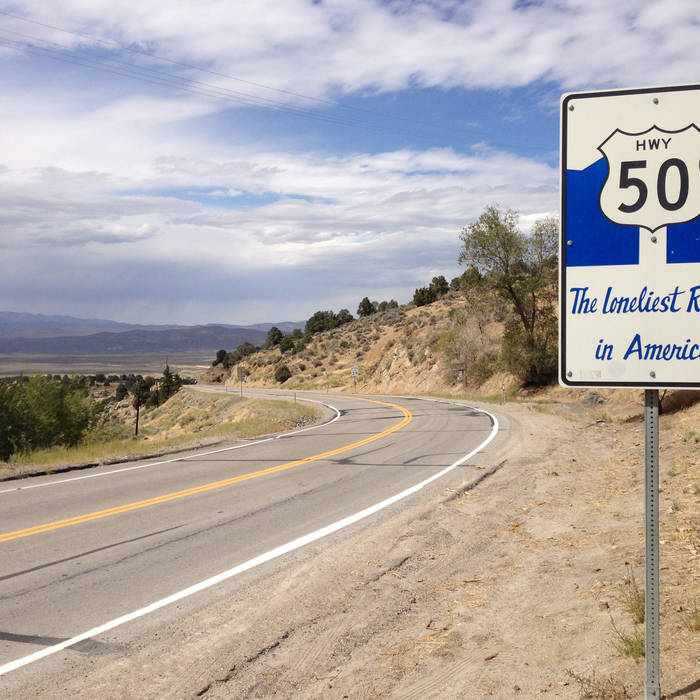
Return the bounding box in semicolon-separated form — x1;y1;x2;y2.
0;312;304;355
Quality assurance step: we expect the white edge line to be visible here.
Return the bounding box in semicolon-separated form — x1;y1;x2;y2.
0;401;498;678
0;398;341;496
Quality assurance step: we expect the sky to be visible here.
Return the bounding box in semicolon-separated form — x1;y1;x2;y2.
1;1;700;326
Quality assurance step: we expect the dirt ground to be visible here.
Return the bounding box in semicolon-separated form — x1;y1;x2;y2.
183;397;698;700
15;393;698;699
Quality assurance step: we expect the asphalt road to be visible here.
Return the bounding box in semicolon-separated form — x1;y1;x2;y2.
0;389;500;691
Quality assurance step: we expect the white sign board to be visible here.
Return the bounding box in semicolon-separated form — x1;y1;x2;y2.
560;84;700;388
351;366;359;377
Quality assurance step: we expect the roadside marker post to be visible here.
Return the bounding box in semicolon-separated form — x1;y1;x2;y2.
561;83;700;699
237;367;244;397
351;365;359;393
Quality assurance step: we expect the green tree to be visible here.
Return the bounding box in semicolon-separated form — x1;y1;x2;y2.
213;349;227;366
430;275;449;297
263;326;284;349
224;342;258;368
159;363;181;403
451;266;482;292
0;381;14;461
377;299;399;311
458;205;558;384
335;308;354;326
279;335;295;353
413;286;436;306
305;310;337;336
0;375;95;460
357;297;375;317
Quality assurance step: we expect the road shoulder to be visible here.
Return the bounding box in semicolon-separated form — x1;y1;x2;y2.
10;399;698;699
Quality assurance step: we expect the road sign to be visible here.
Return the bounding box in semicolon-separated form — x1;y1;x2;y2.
561;83;700;388
351;366;359;377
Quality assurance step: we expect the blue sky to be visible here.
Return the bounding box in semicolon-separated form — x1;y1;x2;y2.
1;1;699;325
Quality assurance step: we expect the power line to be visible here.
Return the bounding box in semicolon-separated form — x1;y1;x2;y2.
0;8;461;133
0;30;413;136
0;9;555;152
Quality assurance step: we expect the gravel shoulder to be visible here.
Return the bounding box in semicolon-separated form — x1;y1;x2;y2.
10;397;699;699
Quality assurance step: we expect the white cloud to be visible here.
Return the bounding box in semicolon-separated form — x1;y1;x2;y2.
1;0;696;323
5;1;700;100
0;132;558;321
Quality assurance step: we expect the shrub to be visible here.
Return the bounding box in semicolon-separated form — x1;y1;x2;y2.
413;286;437;306
274;365;292;383
279;336;295;353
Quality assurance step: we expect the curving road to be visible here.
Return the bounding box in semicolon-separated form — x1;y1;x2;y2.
0;389;503;693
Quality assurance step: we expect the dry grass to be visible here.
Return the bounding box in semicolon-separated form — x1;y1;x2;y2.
2;390;320;473
610;619;644;660
565;669;631;699
679;601;700;632
618;568;645;624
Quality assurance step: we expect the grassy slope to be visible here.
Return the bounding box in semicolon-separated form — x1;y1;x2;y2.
0;389;320;477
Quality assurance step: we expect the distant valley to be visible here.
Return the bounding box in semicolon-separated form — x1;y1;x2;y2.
0;326;269;355
0;311;303;342
0;312;304;376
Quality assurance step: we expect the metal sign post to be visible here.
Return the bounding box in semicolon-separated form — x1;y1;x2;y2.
351;365;359;393
644;390;660;699
561;83;700;699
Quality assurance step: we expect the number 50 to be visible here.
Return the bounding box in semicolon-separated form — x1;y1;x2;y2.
618;159;689;213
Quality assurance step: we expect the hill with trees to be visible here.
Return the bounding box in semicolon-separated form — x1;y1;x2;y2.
205;206;559;395
0;364;187;462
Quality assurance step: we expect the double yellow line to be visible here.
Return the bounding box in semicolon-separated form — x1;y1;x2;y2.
0;398;412;543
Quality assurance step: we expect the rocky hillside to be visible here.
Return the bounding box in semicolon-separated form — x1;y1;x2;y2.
204;294;511;397
203;293;700;417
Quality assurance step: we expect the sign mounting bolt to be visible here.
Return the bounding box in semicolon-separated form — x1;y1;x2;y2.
652;97;659;105
567;240;573;247
651;236;657;243
569;104;574;111
650;371;656;378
